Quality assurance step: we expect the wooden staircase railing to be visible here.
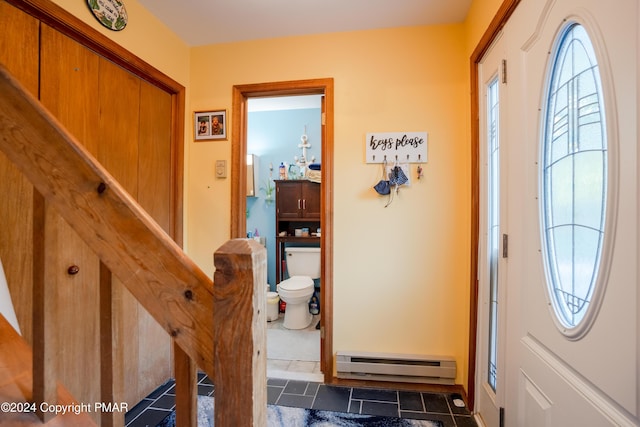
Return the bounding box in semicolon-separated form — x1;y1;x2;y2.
0;63;266;425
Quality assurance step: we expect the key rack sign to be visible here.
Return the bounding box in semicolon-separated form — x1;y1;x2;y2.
365;131;428;163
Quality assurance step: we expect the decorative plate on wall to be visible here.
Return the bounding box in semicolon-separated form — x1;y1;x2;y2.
86;0;128;31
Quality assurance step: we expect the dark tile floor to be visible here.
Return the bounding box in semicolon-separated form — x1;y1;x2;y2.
125;374;477;427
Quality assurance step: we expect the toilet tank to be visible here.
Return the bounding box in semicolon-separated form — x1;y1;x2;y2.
285;246;321;279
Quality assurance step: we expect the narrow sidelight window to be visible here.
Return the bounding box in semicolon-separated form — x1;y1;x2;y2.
487;77;500;390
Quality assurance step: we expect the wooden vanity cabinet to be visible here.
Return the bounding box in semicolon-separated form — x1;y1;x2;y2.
276;180;320;219
275;180;321;283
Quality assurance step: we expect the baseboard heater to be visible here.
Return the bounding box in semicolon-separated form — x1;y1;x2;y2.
336;351;456;385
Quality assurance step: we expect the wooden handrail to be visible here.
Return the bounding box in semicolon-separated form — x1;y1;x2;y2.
0;63;267;425
0;62;268;425
0;63;214;375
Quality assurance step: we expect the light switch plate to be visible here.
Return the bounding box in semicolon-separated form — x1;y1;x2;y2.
215;160;227;178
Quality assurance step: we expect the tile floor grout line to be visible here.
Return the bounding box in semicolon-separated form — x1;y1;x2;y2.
125;382;174;427
444;393;459;427
128;376;475;427
126;406;173;427
274;379;288;405
309;383;321;410
348;386;356;414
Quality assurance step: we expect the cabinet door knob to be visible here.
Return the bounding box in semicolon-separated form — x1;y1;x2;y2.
298;199;301;210
303;199;306;209
67;265;80;275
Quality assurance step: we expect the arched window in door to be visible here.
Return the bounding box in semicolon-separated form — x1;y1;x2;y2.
540;22;610;338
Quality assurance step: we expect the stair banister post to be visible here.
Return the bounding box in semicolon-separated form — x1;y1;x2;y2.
213;239;267;427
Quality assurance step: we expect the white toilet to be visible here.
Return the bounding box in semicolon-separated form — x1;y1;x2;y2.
277;246;320;329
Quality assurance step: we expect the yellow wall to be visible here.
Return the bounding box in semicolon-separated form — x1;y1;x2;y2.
465;0;507;54
49;0;190;85
188;25;471;385
50;0;505;390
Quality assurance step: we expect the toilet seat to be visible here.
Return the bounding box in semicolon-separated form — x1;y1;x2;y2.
278;276;314;299
277;276;314;330
278;276;313;292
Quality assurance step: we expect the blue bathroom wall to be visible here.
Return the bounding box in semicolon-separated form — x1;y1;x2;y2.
247;108;322;288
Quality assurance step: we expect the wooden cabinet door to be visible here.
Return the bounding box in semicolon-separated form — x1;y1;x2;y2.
277;181;302;218
277;181;321;219
301;182;321;219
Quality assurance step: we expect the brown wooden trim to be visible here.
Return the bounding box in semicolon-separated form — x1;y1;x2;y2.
320;83;334;383
467;0;521;411
231;78;335;383
230;85;248;240
174;343;197;427
5;0;181;93
31;190;54;423
99;263;125;427
6;0;186;246
470;0;522;66
172;88;186;247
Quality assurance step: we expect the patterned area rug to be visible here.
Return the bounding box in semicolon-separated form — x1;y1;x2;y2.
157;396;443;427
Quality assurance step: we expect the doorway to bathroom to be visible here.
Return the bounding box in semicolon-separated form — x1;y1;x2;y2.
248;95;322;381
230;79;334;383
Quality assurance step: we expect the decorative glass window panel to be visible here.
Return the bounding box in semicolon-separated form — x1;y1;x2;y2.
541;23;608;335
487;77;500;391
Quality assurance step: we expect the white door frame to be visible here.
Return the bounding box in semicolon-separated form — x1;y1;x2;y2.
475;32;508;427
472;0;640;425
468;0;521;412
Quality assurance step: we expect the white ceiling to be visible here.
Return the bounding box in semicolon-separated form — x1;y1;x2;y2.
136;0;473;47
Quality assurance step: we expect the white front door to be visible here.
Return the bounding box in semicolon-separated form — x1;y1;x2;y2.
476;33;507;427
500;0;639;425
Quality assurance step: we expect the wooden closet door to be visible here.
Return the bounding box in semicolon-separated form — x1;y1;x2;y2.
138;80;172;232
134;79;173;400
0;0;39;344
39;24;103;420
1;2;178;411
97;58;174;405
39;26;173;408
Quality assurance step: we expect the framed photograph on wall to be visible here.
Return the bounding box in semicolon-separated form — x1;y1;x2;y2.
194;110;227;141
